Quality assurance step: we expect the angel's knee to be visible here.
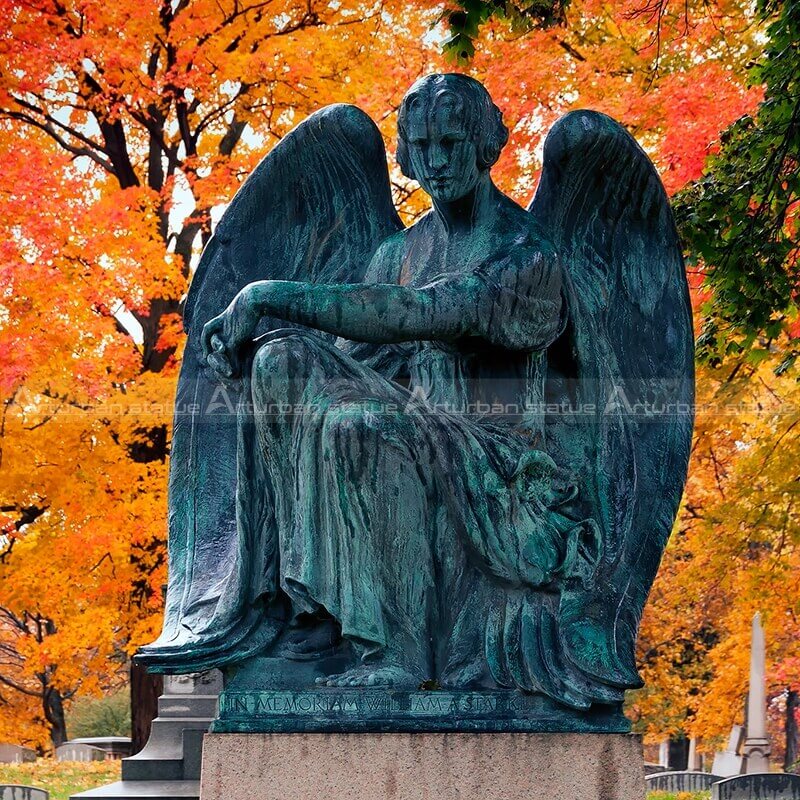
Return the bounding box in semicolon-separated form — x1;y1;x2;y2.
254;331;322;374
251;333;310;404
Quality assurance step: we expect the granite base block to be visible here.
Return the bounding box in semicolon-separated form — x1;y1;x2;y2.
200;732;646;800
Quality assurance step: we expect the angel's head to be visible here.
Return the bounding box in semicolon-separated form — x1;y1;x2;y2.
397;74;509;203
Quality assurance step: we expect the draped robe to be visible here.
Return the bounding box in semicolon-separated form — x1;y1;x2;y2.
237;228;600;683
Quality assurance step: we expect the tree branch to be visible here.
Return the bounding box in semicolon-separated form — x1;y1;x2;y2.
0;673;40;698
0;110;115;173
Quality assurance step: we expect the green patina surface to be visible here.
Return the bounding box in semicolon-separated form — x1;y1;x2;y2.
137;74;694;732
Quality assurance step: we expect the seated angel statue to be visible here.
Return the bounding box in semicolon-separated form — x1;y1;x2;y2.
138;74;693;713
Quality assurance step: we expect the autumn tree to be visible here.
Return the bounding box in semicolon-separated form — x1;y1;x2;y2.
627;0;800;758
0;0;436;749
630;353;800;764
674;0;800;367
0;0;768;747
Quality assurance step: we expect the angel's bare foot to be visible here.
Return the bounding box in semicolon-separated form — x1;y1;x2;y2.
315;663;418;688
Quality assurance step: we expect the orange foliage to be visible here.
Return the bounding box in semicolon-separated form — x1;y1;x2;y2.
633;356;800;759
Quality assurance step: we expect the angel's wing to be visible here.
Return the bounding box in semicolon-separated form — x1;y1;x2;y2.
184;103;402;339
529;111;694;696
139;104;402;671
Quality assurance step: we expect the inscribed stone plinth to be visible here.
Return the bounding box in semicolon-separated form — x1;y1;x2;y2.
199;732;646;800
213;685;628;733
713;774;800;800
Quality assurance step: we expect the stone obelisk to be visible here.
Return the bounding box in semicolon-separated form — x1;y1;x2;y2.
742;612;771;773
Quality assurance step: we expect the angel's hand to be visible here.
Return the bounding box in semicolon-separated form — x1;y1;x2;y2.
201;285;261;378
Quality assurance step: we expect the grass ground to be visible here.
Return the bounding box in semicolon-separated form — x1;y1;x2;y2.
0;761;712;800
0;759;121;800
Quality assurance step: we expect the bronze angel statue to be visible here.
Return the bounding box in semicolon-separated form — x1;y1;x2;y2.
138;74;694;729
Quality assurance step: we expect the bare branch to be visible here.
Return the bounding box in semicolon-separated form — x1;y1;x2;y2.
0;673;40;698
12;94;109;156
0;110;115;173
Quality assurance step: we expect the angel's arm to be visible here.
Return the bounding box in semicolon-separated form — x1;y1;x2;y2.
251;279;474;342
201;279;470;375
201;248;563;374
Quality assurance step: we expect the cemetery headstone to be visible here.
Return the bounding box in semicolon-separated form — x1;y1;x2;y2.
0;787;48;800
55;743;106;762
669;737;691;771
713;725;745;777
646;771;722;793
120;671;219;783
69;738;131;759
688;736;701;771
712;773;800;800
0;746;35;765
70;670;220;799
658;739;670;768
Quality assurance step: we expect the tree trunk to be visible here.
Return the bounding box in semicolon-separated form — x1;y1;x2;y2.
131;660;163;755
44;686;68;748
786;688;800;773
137;296;182;373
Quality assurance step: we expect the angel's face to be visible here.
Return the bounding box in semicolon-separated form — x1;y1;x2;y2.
404;94;481;203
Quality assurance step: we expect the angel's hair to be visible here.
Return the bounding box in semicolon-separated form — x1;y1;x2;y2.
396;74;509;180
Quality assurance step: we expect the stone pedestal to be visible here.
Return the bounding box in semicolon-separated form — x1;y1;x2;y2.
200;732;645;800
73;671;220;800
